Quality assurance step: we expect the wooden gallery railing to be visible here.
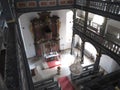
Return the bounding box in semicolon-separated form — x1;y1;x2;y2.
74;18;120;58
76;0;120;21
89;0;120;15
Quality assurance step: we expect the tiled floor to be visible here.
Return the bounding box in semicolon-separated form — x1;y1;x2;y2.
28;49;94;83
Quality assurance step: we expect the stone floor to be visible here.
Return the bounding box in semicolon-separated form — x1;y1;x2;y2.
28;49;94;83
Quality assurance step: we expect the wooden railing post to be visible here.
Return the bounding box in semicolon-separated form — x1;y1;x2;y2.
71;8;76;55
80;39;85;63
93;50;102;73
71;33;75;55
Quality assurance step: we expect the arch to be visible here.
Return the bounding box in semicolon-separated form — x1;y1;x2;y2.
84;42;97;61
73;33;85;43
100;54;120;73
74;34;82;48
16;8;73;18
71;34;82;56
18;12;39;20
101;50;120;65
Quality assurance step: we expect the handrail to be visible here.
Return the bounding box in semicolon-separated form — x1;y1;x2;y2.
89;0;120;15
76;0;120;21
86;29;120;56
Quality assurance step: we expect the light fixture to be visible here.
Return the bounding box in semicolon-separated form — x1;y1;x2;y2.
69;54;83;75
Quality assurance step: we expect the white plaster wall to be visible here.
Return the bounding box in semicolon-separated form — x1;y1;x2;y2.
100;55;120;73
105;19;120;34
51;10;73;50
51;10;67;50
74;34;82;49
19;10;72;58
107;19;120;29
84;42;97;60
19;12;38;58
88;13;94;19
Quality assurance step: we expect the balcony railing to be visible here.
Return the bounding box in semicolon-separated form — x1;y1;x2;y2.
74;18;120;58
74;18;102;34
89;0;120;15
86;29;120;56
76;0;120;21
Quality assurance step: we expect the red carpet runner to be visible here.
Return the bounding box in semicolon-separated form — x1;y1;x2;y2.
58;76;75;90
47;60;61;68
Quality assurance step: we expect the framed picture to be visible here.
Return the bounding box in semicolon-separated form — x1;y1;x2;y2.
17;2;27;8
48;0;56;6
27;1;37;8
39;1;48;7
59;0;66;5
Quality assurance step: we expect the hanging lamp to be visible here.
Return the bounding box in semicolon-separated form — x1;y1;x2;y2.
69;54;83;75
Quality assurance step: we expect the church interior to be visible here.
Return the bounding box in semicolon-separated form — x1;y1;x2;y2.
0;0;120;90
